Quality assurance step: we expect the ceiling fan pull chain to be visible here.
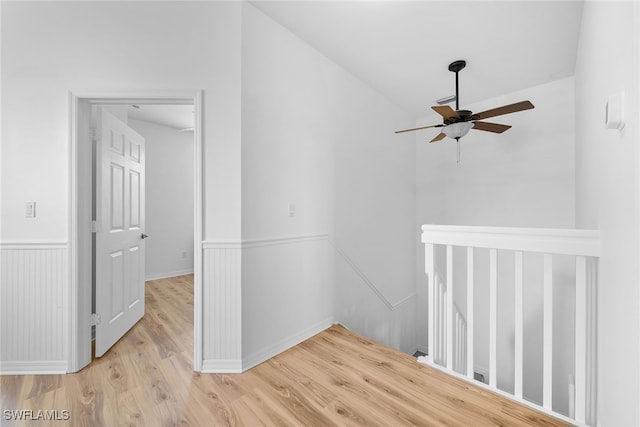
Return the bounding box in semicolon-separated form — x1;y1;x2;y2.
456;137;461;164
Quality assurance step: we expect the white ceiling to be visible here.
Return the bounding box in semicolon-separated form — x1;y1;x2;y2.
127;104;195;130
251;1;584;118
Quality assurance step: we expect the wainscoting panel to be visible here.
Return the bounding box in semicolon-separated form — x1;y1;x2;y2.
201;243;242;372
241;235;333;370
0;243;68;374
200;235;415;372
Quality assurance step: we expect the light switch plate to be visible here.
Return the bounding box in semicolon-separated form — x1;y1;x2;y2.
25;202;36;218
606;91;625;130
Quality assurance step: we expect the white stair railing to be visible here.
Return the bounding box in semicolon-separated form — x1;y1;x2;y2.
421;225;600;426
433;267;467;375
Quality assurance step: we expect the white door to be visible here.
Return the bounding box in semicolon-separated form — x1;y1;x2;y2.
95;108;146;357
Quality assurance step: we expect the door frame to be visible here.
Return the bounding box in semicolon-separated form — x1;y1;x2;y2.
68;90;204;372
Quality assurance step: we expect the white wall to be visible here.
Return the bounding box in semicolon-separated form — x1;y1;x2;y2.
574;2;640;425
1;1;241;242
241;3;417;363
128;119;194;281
415;77;576;412
0;1;242;369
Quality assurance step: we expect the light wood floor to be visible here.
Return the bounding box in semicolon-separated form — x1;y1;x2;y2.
1;275;568;426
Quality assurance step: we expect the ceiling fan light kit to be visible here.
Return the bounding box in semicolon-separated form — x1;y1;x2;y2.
396;59;535;163
442;121;473;139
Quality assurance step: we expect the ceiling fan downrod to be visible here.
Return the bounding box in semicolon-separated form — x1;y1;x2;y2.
450;60;466;164
448;60;466;111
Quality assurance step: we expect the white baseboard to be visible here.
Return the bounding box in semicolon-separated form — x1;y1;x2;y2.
242;317;334;372
0;360;68;375
145;269;194;281
200;359;243;374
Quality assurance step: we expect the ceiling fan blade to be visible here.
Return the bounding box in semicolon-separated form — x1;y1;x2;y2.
395;124;442;134
471;100;534;121
473;121;512;134
430;132;446;143
431;105;459;120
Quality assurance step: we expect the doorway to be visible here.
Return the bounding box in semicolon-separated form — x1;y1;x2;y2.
69;91;204;373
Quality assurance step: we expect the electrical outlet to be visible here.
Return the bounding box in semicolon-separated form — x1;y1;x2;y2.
182;251;188;259
288;203;296;217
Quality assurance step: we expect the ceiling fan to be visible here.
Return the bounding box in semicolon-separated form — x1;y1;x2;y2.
395;60;534;162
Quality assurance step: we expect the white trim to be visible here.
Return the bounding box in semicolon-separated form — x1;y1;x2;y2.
68;92;82;373
242;234;328;248
201;241;243;249
0;242;68;249
200;359;243;374
422;224;601;257
192;89;204;372
68;89;204;374
0;361;68;375
241;317;334;372
145;270;194;281
201;233;329;250
69;90;198;105
635;1;640;421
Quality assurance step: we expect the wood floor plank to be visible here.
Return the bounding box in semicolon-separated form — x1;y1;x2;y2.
294;339;458;426
0;275;570;426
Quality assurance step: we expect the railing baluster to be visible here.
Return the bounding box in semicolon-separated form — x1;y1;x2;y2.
489;248;497;387
437;276;442;363
446;245;454;370
456;315;459;371
426;243;435;365
421;225;600;426
466;246;474;380
543;253;553;410
441;283;445;363
515;251;524;399
587;257;597;426
437;278;442;363
574;256;586;423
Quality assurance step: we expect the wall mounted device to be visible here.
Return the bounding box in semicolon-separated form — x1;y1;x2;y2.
605;91;625;131
25;201;36;218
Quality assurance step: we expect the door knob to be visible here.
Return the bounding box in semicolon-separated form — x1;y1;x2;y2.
141;233;149;239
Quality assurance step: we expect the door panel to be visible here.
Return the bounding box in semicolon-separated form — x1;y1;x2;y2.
96;108;146;357
128;245;142;307
109;250;124;320
129;170;141;227
111;164;125;230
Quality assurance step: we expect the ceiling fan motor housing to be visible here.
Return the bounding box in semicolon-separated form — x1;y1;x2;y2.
445;109;473;125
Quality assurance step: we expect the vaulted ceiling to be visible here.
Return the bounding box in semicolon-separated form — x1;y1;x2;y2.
251;1;584;118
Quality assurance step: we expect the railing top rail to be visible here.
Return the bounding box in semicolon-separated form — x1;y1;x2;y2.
421;225;600;257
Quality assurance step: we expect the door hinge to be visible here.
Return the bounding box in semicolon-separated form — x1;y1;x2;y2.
91;313;101;326
91;220;98;233
91;127;98;141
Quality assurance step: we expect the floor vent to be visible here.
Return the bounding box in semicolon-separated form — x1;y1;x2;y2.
413;351;486;385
